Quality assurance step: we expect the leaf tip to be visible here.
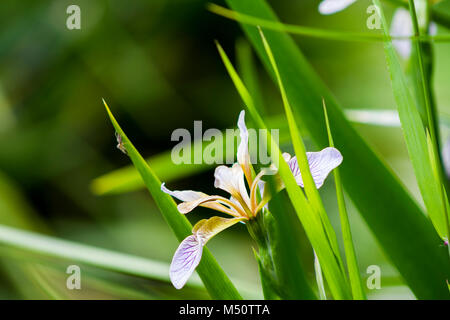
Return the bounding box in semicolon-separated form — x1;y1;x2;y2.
206;2;219;14
102;98;113;118
257;26;267;46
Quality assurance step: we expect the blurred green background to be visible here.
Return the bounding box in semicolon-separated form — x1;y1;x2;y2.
0;0;449;299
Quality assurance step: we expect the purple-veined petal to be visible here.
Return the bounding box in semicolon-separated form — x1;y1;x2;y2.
169;235;203;289
282;152;292;162
318;0;357;15
170;216;246;289
390;8;412;59
287;147;343;189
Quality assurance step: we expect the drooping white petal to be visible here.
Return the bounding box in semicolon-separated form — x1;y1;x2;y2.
318;0;357;15
178;195;236;214
169;235;203;289
214;163;251;207
287;147;343;189
390;8;412;59
161;183;206;202
162;183;243;216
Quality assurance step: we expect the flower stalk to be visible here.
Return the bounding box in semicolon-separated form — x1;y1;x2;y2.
163;109;344;294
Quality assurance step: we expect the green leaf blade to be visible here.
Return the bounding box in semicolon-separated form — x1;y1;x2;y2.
374;1;447;240
324;103;366;300
103;100;242;300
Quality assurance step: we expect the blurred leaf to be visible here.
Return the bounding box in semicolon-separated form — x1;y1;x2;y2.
208;3;450;43
91;148;210;195
0;223;261;299
0;171;60;299
385;0;450;28
91;115;292;195
313;251;326;300
424;0;450;28
345;109;450;129
375;0;447;239
236;38;265;115
345;109;400;127
0;224;196;284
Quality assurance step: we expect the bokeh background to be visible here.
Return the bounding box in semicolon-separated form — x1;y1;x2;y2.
0;0;449;299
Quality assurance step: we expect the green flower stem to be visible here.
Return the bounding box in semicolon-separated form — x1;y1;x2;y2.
246;213;279;299
246;208;316;300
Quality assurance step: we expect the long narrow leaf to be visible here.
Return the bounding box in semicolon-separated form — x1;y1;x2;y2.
208;4;450;43
0;224;261;299
258;28;347;279
324;102;366;300
374;0;447;240
103;100;242;300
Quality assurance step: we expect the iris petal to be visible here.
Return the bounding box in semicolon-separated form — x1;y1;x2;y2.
390;8;412;59
161;183;206;202
287;147;343;189
390;8;437;60
249;165;277;212
193;216;246;244
169;216;246;289
162;183;243;217
169;235;203;289
237;110;250;169
214;163;251;208
318;0;357;15
178;195;233;214
237;110;254;185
